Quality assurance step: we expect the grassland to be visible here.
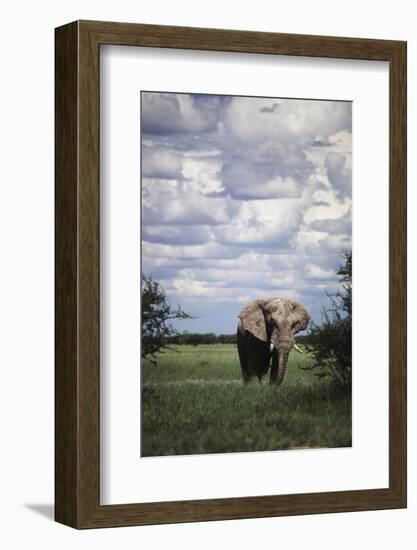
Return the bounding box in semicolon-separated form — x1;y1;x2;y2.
141;344;351;457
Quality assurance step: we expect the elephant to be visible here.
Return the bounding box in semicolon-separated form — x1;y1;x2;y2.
236;298;310;385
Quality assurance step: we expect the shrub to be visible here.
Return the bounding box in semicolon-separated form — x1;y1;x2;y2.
142;274;192;363
304;252;352;390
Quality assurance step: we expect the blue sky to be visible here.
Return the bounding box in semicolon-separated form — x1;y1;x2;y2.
141;92;352;334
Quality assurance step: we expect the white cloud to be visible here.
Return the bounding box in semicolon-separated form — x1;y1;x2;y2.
325;152;352;201
181;156;223;195
141;92;220;134
142;240;242;261
142;225;212;245
141;93;352;327
142;148;182;179
223;97;351;146
213;198;301;248
308;210;351;235
305;264;336;280
142;178;235;226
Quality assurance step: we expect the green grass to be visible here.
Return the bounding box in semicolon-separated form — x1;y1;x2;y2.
141;344;351;456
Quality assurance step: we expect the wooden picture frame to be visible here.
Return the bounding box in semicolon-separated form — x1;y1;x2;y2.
55;20;407;529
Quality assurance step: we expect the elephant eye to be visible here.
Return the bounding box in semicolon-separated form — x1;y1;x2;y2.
271;305;278;312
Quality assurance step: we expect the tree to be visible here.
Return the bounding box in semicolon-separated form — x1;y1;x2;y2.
142;274;192;363
305;252;352;390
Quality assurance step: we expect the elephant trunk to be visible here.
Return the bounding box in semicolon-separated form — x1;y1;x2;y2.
270;325;293;385
276;350;289;385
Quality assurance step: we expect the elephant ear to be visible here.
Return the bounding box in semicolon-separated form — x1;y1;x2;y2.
288;300;309;333
238;300;268;342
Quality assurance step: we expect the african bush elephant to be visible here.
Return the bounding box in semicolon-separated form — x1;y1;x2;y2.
236;298;310;385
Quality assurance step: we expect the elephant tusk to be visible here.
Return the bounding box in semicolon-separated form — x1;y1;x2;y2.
270;343;274;352
293;343;303;353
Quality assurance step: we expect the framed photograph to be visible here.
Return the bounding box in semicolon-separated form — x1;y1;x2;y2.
55;20;406;528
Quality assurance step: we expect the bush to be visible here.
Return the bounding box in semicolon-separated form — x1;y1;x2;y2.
304;252;352;390
142;275;192;363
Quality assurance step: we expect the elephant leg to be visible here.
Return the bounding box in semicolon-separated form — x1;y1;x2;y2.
243;371;255;384
257;347;271;382
246;352;260;383
269;349;279;384
247;336;270;383
237;328;272;383
237;328;254;383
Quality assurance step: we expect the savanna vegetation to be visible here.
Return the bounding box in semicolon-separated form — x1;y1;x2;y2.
141;253;352;457
142;274;192;363
304;252;352;390
142;344;351;456
141;344;351;456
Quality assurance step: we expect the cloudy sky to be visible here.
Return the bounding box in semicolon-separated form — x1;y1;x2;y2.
141;92;352;334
